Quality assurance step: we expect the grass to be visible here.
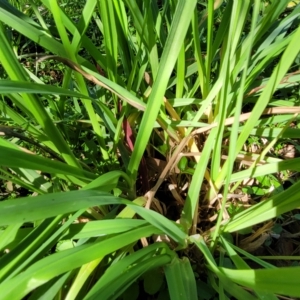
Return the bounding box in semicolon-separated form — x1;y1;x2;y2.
1;0;300;299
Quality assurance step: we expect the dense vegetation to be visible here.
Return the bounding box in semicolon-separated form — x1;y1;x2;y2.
1;0;300;299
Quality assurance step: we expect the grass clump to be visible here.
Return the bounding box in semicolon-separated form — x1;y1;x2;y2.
1;0;300;299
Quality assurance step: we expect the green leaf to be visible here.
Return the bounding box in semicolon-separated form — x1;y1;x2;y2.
0;223;22;251
0;146;95;186
164;256;197;300
0;225;161;299
127;204;188;246
0;190;127;226
63;219;148;239
0;80;91;99
143;269;164;295
127;0;198;180
222;180;300;232
84;243;173;300
220;266;300;298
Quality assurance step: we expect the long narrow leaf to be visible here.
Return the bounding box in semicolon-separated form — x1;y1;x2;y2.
127;0;197;180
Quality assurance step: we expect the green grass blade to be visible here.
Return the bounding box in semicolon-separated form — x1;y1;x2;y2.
63;219;148;240
215;16;300;189
71;0;97;50
222;239;276;269
182;129;218;231
223;180;300;233
29;272;72;300
1;210;85;283
220;236;278;300
0;146;95;185
0;80;92;99
220;266;300;298
190;235;257;300
127;205;187;246
82;171;131;192
127;0;197;180
84;243;172;300
0;224;160;300
0;216;63;281
211;0;258;244
0;190;129;226
230;158;300;183
0;2;66;56
0;223;22;251
66;259;102;300
97;0;118;83
0;25;80;168
164;256;197;300
192;10;206;96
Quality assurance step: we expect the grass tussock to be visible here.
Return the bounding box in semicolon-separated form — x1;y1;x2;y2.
1;0;300;299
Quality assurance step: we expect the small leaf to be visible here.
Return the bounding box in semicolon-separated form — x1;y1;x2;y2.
56;240;75;252
122;281;139;300
178;156;188;171
143;269;164;295
272;223;283;234
196;280;216;300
